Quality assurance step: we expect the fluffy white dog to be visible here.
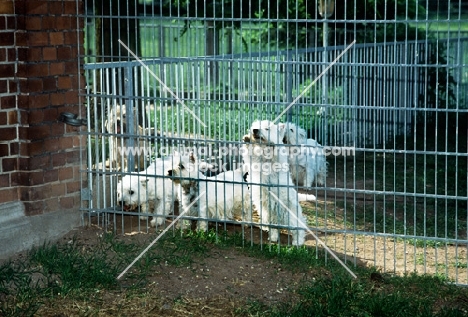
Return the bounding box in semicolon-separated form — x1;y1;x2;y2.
283;122;328;187
166;152;252;231
105;104;148;172
116;157;177;227
241;120;309;246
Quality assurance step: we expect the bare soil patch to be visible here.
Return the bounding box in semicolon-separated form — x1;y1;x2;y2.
27;224;327;316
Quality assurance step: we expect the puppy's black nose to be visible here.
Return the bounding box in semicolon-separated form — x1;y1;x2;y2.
253;129;259;135
167;170;173;176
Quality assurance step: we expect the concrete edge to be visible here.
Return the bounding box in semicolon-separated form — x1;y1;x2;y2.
0;202;82;260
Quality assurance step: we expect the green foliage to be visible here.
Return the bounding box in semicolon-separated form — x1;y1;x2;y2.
172;0;260;49
416;41;463;131
146;102;289;143
241;273;468;316
168;0;426;50
248;0;426;49
0;261;41;317
355;0;424;20
28;241;119;294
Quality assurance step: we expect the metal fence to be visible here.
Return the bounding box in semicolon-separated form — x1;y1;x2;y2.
81;0;468;285
84;37;468;146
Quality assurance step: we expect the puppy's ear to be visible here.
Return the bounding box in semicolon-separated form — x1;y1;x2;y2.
297;126;307;139
242;135;251;142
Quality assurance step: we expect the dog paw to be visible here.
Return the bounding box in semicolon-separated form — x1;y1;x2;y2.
197;221;208;231
297;193;316;202
292;231;306;246
139;216;148;221
269;229;279;242
292;237;305;246
150;217;164;227
242;134;251;142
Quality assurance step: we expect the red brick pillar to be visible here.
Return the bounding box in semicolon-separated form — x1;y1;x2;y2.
0;0;20;203
0;0;86;217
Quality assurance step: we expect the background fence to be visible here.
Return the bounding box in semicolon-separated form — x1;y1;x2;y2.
84;36;468;148
82;0;468;285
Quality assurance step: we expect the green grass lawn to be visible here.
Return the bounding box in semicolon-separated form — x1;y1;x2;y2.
145;101;323;142
425;13;468;32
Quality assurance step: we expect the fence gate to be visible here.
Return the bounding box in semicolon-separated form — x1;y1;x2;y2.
81;0;468;285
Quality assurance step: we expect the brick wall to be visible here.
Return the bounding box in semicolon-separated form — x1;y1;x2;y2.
0;0;19;203
0;0;85;216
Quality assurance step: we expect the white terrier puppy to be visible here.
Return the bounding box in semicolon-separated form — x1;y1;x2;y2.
116;158;177;227
105;104;148;171
241;120;309;246
283;122;328;187
166;152;252;231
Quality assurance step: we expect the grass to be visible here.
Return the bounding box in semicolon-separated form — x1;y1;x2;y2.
88;99;327;163
145;96;348;143
146;102;295;143
0;230;215;316
240;273;467;317
1;229;467;316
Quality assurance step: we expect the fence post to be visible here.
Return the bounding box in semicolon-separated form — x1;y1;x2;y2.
124;66;135;172
285;52;293;122
206;21;219;86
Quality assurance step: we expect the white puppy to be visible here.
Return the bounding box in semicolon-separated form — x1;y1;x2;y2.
166;152;252;231
283;122;328;187
241;120;309;246
105;104;148;172
116;158;177;227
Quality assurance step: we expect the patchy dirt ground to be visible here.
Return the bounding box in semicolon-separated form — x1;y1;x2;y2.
4;204;467;316
87;209;468;286
27;223;329;316
76;224;312;301
5;217;467;316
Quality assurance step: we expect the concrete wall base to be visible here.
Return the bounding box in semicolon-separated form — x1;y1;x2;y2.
0;201;82;260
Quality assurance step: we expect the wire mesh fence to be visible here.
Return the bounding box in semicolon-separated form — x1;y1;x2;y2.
81;0;468;284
